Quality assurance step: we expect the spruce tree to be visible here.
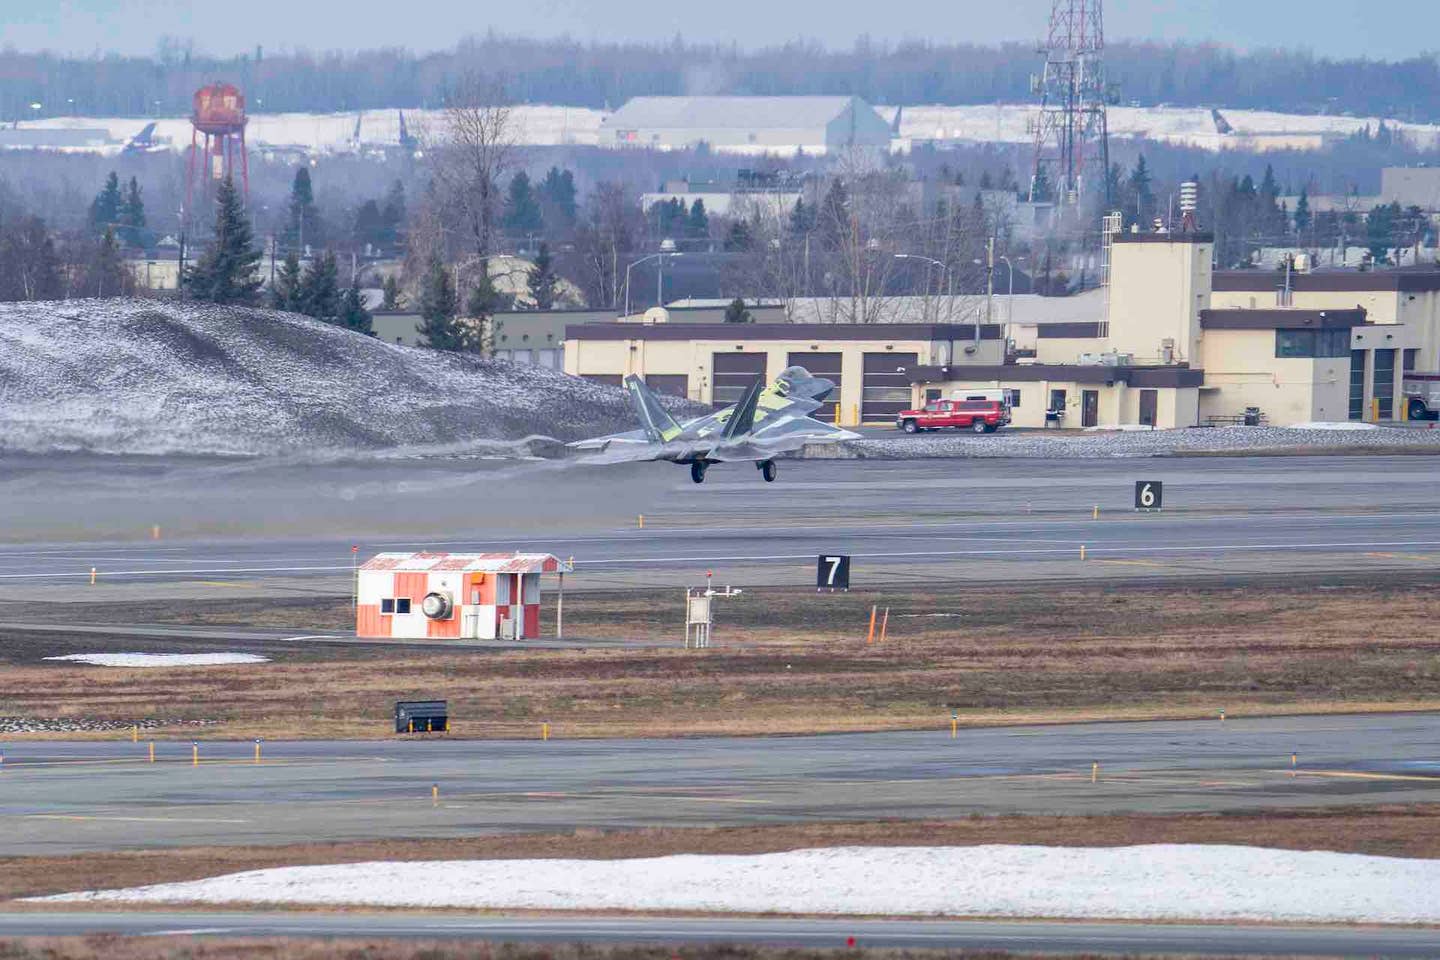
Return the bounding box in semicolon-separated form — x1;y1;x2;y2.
380;180;406;248
89;172;122;231
381;274;404;309
464;268;503;353
723;219;753;252
338;282;373;335
528;242;560;309
1294;190;1312;235
184;175;263;305
723;297;752;323
82;227;129;297
687;199;710;239
787;197;815;235
538;167;577;225
271;251;303;311
297;250;341;321
416;257;471;351
503;171;543;235
118;176;146;246
287;167;321;251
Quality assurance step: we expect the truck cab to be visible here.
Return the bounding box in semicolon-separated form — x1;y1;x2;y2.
897;399;1011;434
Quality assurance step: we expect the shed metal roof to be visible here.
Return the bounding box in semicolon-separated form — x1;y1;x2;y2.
361;552;572;574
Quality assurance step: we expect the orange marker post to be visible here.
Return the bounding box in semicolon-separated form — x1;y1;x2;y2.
866;605;877;644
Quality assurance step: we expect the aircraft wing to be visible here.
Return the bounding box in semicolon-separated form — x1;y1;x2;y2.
704;413;859;462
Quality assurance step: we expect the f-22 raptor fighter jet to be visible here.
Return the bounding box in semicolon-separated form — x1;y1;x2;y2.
570;366;860;483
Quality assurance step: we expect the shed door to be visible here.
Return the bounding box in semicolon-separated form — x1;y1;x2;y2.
1138;389;1157;427
787;351;842;422
712;352;767;406
644;374;689;398
862;352;918;422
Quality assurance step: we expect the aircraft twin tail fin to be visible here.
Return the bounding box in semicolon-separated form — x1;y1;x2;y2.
624;375;683;443
722;376;765;441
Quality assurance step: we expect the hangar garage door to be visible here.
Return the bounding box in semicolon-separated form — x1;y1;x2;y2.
787;352;841;423
862;352;917;422
644;374;689;399
712;352;767;405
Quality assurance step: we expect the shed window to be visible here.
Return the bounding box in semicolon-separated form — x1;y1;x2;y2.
381;599;394;614
395;598;412;614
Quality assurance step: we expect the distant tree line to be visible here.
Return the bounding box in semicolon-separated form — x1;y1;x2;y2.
5;36;1440;122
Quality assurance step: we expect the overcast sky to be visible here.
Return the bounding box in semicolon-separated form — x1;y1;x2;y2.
10;0;1436;61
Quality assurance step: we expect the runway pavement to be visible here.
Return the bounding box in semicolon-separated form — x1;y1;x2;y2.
2;713;1437;855
5;455;1440;599
0;911;1436;956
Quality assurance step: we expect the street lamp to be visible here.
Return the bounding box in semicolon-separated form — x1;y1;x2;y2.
623;251;683;319
894;253;954;323
998;255;1026;350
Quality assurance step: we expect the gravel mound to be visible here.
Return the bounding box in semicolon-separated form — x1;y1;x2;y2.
0;717;215;734
842;426;1440;459
0;299;694;457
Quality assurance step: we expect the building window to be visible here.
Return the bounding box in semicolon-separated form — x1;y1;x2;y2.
395;598;412;614
1004;389;1021;408
1404;348;1419;372
1275;329;1349;358
381;599;394;614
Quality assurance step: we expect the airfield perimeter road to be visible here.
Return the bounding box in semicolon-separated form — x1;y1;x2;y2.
1;713;1437;855
1;913;1439;958
5;454;1440;600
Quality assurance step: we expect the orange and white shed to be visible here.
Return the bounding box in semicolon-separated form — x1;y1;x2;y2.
356;552;573;641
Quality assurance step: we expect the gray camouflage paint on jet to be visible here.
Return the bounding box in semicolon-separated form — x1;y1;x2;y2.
569;366;859;483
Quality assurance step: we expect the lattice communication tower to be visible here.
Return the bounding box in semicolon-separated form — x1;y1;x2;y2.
1028;0;1111;211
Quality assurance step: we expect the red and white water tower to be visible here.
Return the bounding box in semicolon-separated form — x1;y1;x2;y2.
185;83;249;223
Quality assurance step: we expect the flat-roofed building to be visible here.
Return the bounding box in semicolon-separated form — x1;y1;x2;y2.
563;321;1003;423
602;96;892;154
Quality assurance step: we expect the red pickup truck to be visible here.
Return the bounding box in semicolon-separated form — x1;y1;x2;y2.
897;399;1011;434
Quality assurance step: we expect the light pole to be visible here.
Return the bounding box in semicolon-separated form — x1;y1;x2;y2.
894;253;953;323
998;254;1025;353
623;251;683;319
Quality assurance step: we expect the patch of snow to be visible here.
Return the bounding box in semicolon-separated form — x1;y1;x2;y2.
1286;421;1381;431
36;845;1440;924
43;653;270;667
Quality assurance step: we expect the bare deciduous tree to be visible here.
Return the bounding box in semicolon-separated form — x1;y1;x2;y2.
428;74;516;261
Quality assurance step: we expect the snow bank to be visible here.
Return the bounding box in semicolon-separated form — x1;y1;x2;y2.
43;653;270;667
38;845;1440;924
1286;421;1380;431
0;299;686;456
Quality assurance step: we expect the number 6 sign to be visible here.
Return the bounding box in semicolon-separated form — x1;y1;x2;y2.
1134;480;1163;511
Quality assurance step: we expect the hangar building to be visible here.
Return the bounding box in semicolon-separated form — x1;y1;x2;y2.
602;96;892;154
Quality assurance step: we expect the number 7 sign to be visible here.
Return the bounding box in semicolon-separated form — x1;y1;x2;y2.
1134;481;1163;511
817;555;851;591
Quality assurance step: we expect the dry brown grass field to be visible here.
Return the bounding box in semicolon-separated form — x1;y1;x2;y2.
4;580;1438;740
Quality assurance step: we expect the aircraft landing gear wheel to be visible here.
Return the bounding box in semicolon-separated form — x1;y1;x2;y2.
690;461;707;484
760;460;778;483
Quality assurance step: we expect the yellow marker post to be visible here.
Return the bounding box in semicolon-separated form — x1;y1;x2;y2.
148;742;155;763
408;719;414;734
879;607;890;643
1092;505;1099;520
131;725;138;743
191;742;199;767
432;783;439;806
638;514;645;529
89;567;97;586
254;739;262;764
542;722;550;741
950;715;958;739
1080;545;1087;561
1091;761;1099;784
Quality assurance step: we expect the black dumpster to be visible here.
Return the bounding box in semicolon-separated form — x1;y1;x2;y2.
396;700;448;734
